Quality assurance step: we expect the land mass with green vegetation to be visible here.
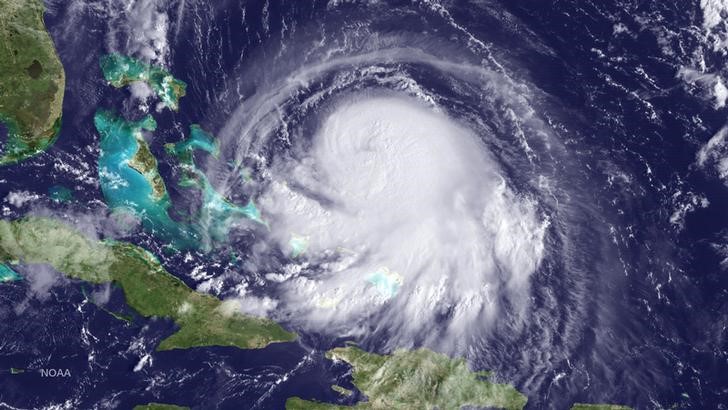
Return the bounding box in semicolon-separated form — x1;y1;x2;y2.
286;345;634;410
0;217;296;350
165;124;267;233
286;345;528;410
103;112;167;200
0;0;65;164
100;53;186;110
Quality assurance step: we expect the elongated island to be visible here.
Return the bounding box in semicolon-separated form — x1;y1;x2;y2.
0;217;295;350
286;345;528;410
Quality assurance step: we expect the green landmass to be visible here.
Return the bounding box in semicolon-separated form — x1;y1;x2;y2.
286;345;527;410
571;404;632;410
165;125;266;228
10;367;24;374
121;114;167;200
0;217;296;350
164;124;268;243
100;53;186;110
331;385;354;397
164;124;219;189
132;403;189;410
0;0;65;164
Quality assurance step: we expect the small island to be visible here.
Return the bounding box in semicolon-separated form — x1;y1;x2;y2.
95;111;266;251
96;110;166;200
286;345;528;410
0;217;296;350
165;125;267;231
132;403;189;410
0;0;65;164
48;184;73;202
95;109;200;250
100;53;186;110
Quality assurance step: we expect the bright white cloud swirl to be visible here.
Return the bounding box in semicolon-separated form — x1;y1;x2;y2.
258;95;549;350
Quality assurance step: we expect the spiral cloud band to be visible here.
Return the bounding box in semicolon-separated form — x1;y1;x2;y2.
258;95;548;348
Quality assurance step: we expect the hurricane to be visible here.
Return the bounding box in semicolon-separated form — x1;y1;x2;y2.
184;2;672;404
1;0;727;409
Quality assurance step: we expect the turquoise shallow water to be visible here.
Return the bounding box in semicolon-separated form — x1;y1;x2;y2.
288;235;309;258
172;125;219;155
0;263;21;282
95;109;199;249
99;53;187;110
49;185;73;202
367;268;402;298
96;111;264;251
169;125;267;246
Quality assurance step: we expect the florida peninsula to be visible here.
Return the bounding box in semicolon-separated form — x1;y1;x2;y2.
0;0;65;164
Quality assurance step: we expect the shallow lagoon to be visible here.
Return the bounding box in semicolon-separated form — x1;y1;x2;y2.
0;263;21;282
96;111;264;251
95;109;199;249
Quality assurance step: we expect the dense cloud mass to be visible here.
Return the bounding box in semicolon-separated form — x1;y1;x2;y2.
258;96;548;349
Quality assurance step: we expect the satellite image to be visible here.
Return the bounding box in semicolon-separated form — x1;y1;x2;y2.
0;0;727;409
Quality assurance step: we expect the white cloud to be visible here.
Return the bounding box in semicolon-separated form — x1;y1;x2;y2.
701;0;728;30
715;78;728;108
675;2;728;109
128;81;154;110
15;264;67;306
133;353;153;372
227;295;280;317
669;191;710;230
258;96;549;351
697;125;728;184
59;0;172;66
107;0;171;65
4;191;41;208
677;67;728;109
91;283;113;305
